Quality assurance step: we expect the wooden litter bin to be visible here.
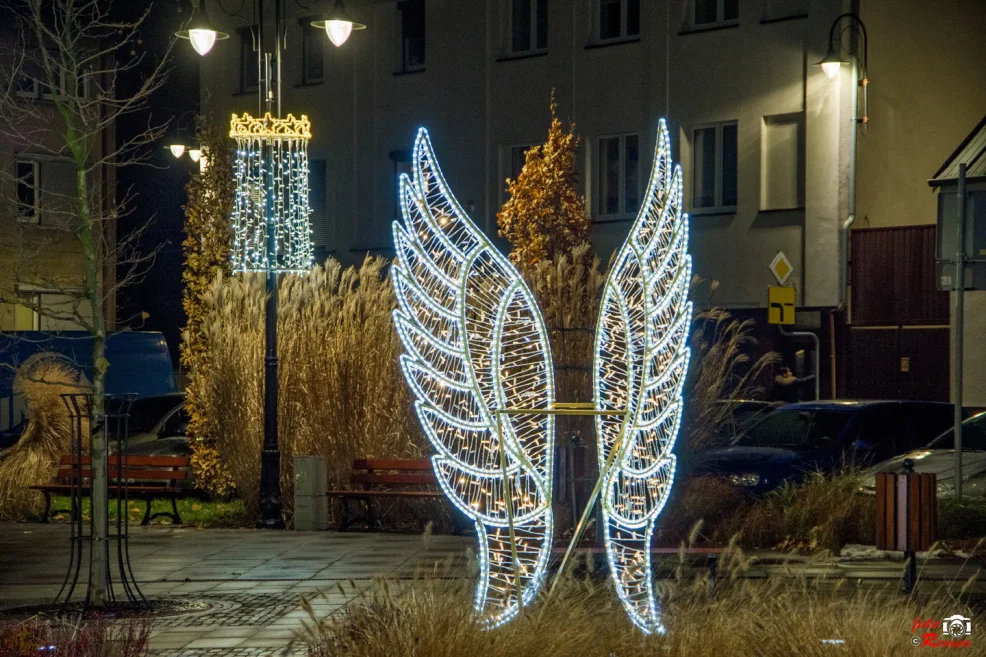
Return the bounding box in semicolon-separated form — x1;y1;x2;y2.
875;459;937;591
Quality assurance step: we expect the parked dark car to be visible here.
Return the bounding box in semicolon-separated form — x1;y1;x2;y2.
861;411;986;498
693;400;955;493
107;393;189;458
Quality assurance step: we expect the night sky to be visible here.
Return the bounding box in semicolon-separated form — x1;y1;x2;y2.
115;1;200;367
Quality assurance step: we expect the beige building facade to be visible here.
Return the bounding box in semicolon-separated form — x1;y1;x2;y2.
200;0;861;314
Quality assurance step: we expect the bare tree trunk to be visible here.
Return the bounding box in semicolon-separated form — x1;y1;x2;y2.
77;165;108;604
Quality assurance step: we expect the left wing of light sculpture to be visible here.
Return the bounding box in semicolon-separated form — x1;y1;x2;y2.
392;128;555;628
593;119;692;634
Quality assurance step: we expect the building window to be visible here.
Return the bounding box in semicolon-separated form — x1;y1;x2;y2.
598;0;640;41
309;158;328;261
18;288;91;331
397;0;426;73
16;160;39;222
390;150;413;218
510;0;547;54
301;22;324;84
239;27;259;92
692;122;737;211
597;133;640;218
693;0;739;27
761;113;805;210
508;144;533;183
15;70;39;99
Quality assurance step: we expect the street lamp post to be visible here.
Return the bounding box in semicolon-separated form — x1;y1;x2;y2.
176;0;364;528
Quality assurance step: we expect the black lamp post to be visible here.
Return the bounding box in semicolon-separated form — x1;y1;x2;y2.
176;0;365;529
815;12;869;127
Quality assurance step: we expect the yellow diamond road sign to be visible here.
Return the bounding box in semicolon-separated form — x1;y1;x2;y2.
770;251;793;285
768;286;796;325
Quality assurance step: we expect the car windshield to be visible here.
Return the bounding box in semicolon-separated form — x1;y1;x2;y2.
734;409;855;451
927;413;986;451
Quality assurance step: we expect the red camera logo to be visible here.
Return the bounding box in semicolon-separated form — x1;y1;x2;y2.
910;615;972;648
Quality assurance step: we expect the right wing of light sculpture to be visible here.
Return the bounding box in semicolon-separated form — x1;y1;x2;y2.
593;119;692;634
392;128;555;628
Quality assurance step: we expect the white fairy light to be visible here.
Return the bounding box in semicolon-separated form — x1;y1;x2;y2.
391;128;555;628
229;113;314;273
594;119;693;634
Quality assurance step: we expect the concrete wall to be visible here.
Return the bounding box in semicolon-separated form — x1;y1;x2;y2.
856;0;986;229
200;0;853;311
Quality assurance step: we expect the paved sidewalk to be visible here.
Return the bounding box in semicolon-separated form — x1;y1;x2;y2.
0;524;472;655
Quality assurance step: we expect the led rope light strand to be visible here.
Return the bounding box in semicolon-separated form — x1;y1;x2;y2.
391;128;555;628
229;113;314;273
594;119;693;634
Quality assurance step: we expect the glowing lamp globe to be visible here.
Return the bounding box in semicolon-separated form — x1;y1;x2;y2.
312;1;366;48
188;28;218;56
168;144;186;159
188;148;203;163
176;3;229;56
821;61;841;78
324;20;353;47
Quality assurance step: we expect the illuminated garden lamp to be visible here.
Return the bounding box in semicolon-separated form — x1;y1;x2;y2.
176;2;230;56
817;43;843;79
188;148;203;163
168;143;186;159
312;0;366;48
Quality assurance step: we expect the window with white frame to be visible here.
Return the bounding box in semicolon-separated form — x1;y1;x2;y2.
597;0;640;41
397;0;426;73
15;160;39;222
692;122;737;211
761;113;805;210
18;287;91;331
693;0;739;27
597;133;640;218
508;144;533;183
390;149;413;218
301;21;324;84
509;0;547;54
14;61;88;100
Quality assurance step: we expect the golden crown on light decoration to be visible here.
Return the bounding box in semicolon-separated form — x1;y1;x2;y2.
229;112;312;140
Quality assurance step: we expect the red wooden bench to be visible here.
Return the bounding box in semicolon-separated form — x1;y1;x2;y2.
326;458;449;531
30;454;190;526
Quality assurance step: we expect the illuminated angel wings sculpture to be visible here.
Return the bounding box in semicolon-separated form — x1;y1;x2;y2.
594;118;692;634
391;128;555;627
392;120;689;633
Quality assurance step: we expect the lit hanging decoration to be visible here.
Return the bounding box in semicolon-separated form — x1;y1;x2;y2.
229;112;314;273
391;128;555;628
594;119;692;634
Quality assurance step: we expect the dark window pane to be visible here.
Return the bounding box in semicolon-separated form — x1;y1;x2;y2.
512;0;532;52
737;410;854;450
724;0;739;20
536;0;548;49
303;25;324;82
599;137;620;215
693;127;715;208
16;161;36;218
625;135;639;213
722;123;738;206
694;0;717;24
309;159;328;247
627;0;640;36
400;0;426;70
510;145;530;182
240;29;258;90
929;413;986;451
600;0;621;40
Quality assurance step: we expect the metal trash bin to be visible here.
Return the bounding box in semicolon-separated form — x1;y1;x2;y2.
294;455;328;531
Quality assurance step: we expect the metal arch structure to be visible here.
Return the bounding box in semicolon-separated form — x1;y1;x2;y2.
593;118;693;634
391;128;556;627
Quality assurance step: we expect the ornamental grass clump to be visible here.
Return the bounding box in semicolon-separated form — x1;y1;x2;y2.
302;545;972;657
0;356;87;521
194;256;423;520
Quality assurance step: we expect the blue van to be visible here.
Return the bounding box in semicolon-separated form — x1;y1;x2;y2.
0;331;176;431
